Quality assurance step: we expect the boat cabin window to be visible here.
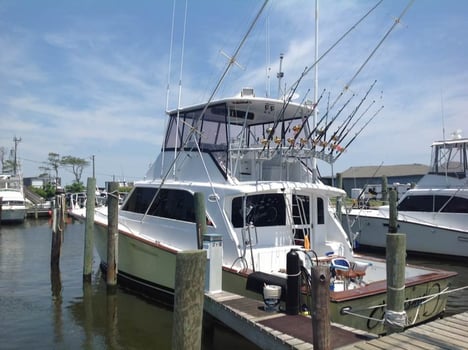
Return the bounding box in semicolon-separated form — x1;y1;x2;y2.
231;193;286;228
122;187;196;222
398;195;468;213
317;197;325;225
430;141;467;178
164;103;229;152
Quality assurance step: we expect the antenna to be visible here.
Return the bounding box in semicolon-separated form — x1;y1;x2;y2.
440;90;446;141
277;53;284;98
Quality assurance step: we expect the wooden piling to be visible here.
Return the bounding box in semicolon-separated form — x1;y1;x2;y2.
388;189;398;233
106;182;119;293
310;265;331;350
194;192;206;249
51;193;65;267
381;175;388;203
386;188;406;334
0;197;2;226
83;177;96;282
172;250;206;350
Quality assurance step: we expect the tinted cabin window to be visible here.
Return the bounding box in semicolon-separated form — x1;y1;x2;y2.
317;197;324;225
398;195;468;213
232;193;286;228
122;187;157;214
122;188;196;222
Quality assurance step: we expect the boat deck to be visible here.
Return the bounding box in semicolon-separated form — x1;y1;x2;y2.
204;290;468;349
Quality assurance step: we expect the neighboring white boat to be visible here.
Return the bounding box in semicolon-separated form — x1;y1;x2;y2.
71;90;458;335
0;174;26;223
346;134;468;258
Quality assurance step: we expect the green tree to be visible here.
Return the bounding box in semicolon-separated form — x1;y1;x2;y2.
65;182;86;193
29;183;56;199
47;152;61;186
61;155;90;184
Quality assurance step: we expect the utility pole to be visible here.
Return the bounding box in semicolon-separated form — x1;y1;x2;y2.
13;136;22;175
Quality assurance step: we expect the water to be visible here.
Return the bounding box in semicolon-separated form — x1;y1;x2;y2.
1;220;468;349
0;219;259;350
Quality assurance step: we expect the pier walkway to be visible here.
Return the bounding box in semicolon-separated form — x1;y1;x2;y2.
204;290;468;349
204;291;376;349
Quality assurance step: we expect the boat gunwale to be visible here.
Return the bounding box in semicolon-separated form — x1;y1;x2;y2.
94;221;458;304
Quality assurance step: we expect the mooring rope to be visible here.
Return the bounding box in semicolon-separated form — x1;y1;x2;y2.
340;285;468;324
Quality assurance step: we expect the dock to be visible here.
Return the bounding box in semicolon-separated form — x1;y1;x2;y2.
204;290;468;349
340;312;468;350
26;207;51;218
204;291;376;349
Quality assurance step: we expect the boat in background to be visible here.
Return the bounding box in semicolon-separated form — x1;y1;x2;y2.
345;132;468;258
0;174;26;223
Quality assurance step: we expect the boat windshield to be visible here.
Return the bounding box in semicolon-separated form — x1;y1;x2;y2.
164;103;229;152
430;140;467;179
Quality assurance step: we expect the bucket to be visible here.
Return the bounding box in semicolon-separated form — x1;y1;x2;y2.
263;284;281;312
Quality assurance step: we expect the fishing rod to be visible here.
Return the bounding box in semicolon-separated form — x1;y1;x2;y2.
285;89;326;151
313;93;356;151
333;104;384;163
331;99;376;154
270;0;392;158
282;88;312;140
283;0;384;103
258;65;310;157
326;80;377;152
298;90;344;151
143;0;270;222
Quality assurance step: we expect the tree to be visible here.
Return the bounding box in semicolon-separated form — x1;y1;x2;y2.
47;152;61;186
61;155;90;184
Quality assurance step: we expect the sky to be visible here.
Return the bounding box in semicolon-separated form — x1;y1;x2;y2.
1;0;466;187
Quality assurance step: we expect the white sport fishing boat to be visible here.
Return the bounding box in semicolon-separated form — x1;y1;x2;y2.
75;89;457;335
0;174;26;223
70;1;458;335
346;133;468;258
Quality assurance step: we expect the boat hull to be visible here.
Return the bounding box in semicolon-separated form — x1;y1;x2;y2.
346;211;468;258
94;222;455;335
0;207;26;223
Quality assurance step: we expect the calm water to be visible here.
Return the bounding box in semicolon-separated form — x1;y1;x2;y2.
1;219;467;349
0;219;259;350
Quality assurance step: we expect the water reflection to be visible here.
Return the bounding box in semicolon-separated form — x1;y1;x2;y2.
3;219;466;349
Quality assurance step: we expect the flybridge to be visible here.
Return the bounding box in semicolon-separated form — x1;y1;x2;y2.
429;135;468;180
164;88;382;176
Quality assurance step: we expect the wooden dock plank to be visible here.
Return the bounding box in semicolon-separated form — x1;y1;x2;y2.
338;312;468;350
205;289;468;350
387;333;443;350
405;324;468;349
425;319;467;338
437;317;468;334
370;335;426;350
204;292;314;350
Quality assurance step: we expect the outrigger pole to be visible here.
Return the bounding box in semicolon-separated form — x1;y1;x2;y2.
143;0;270;222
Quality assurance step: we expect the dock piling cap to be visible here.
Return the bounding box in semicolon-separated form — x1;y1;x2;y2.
203;233;223;242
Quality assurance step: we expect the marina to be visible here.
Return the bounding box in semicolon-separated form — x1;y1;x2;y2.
1;1;468;349
1;218;468;349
